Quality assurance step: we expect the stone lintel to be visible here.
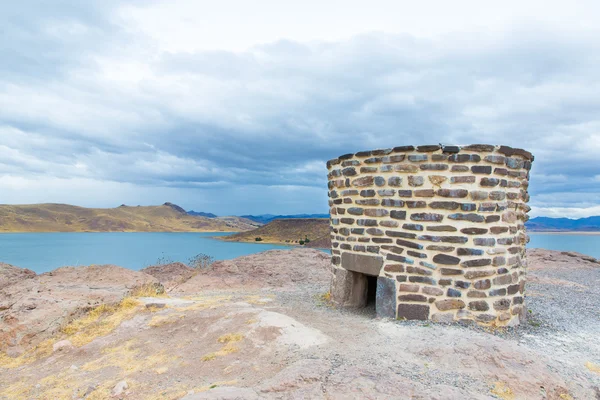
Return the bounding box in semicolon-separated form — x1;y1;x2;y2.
341;252;384;276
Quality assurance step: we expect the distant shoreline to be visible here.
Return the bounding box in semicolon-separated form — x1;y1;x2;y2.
1;230;599;236
529;231;600;235
0;230;239;234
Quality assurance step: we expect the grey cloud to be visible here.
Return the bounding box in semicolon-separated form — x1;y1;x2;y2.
0;4;599;215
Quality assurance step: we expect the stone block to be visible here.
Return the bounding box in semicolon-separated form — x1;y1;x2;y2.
376;277;397;318
331;268;368;308
341;252;384;276
397;304;430;320
435;299;465;311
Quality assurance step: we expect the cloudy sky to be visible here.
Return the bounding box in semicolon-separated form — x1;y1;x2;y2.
1;0;599;217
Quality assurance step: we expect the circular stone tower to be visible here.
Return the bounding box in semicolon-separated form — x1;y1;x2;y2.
326;144;533;326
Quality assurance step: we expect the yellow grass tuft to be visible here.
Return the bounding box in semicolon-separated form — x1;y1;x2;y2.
85;379;133;400
491;382;514;400
82;339;177;374
177;295;232;311
130;283;165;298
202;333;244;361
0;379;33;399
0;338;56;369
201;353;217;361
217;333;244;343
148;313;185;327
61;297;142;347
585;361;600;374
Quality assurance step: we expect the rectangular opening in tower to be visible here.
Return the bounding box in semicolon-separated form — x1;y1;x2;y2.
366;275;378;307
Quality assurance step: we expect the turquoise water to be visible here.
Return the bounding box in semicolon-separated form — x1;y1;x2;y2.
0;232;301;273
528;233;600;258
0;232;597;274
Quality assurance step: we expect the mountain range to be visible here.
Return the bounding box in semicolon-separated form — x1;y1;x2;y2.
187;210;600;232
238;214;330;224
525;216;600;232
2;202;598;233
188;211;329;224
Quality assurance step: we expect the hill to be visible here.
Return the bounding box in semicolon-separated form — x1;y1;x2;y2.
240;213;330;224
221;218;331;247
187;210;218;218
0;203;255;233
526;216;600;232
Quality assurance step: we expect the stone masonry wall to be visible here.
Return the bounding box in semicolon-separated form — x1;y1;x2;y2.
327;144;534;326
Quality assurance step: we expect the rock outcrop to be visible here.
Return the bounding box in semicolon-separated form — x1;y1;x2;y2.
0;264;158;355
141;262;195;291
0;263;35;290
172;249;332;293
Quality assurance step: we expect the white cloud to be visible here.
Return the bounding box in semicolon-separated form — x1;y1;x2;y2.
530;205;600;219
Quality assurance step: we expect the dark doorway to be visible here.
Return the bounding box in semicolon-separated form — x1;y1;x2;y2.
366;275;378;306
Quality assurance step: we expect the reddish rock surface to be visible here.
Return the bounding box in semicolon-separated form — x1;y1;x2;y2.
141;262;195;291
0;263;35;290
0;264;158;355
172;249;332;294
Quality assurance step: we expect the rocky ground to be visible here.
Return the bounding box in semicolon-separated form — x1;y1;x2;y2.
0;248;599;399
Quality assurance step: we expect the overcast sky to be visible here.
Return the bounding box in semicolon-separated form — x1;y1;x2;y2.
1;1;599;217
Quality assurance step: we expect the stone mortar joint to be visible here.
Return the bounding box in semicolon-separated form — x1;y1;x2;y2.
326;144;533;326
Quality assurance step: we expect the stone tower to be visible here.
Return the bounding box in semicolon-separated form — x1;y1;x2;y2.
327;144;533;326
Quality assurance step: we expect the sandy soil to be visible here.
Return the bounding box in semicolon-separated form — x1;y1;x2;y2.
0;248;599;399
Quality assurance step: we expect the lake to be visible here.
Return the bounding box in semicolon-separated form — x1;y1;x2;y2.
0;232;598;274
0;232;301;273
528;233;600;258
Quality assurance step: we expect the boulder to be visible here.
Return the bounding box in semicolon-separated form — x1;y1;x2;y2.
52;339;74;353
111;380;129;398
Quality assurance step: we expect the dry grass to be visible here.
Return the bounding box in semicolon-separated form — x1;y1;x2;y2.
491;381;514;400
177;295;232;311
61;297;141;347
585;361;600;375
130;283;165;298
0;338;55;369
0;379;33;399
148;313;185;327
85;379;133;400
218;333;244;343
315;291;335;308
0;361;115;399
81;339;177;375
202;333;244;361
0;297;144;370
